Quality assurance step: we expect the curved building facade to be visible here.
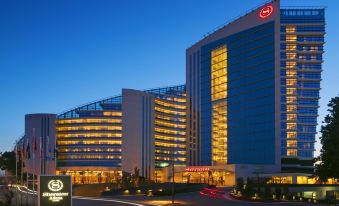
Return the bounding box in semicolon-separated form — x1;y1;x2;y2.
56;96;122;184
56;85;186;184
121;85;187;181
148;86;187;168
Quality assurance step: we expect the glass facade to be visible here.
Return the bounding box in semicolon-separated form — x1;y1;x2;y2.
200;22;276;166
56;85;186;183
280;9;325;172
211;45;227;165
56;96;122;183
187;3;325;175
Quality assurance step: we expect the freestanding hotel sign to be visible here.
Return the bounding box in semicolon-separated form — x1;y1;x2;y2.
38;175;72;206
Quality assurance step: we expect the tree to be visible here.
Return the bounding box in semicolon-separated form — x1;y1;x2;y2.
132;167;140;187
316;96;339;182
0;151;16;175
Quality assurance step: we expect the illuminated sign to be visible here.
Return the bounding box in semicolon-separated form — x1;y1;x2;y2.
259;5;273;18
48;180;64;192
185;167;210;172
38;175;72;206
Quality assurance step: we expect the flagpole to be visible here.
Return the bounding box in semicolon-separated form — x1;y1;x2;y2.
40;136;43;175
46;135;49;174
15;141;18;184
15;140;18;206
26;137;29;189
32;129;35;192
21;154;23;185
21;137;24;186
33;149;35;191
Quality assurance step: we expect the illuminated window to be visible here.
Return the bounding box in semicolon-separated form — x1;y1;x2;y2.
286;105;297;112
286;79;296;86
286;70;297;77
287;132;296;139
155;142;186;148
286;52;296;59
297;176;308;184
103;111;122;116
57;140;121;145
286;96;296;104
154;99;186;109
56;126;122;131
58;155;121;160
286;44;296;51
57;118;121;124
154;107;186;115
286;26;296;33
287;114;297;121
286;35;297;42
57;133;122;138
287;149;297;157
286;61;296;69
287;140;297;147
287;123;296;130
211;45;227;165
154;128;186;135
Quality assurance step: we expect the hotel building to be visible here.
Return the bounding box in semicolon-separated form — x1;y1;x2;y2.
15;0;325;186
186;0;324;181
122;85;186;181
54;85;186;183
56;95;123;183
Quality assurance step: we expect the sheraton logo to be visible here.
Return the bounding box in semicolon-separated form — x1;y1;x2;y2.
47;180;64;192
259;5;274;18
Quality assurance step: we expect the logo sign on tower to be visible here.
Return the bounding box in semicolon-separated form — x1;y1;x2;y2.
259;5;274;18
38;175;72;206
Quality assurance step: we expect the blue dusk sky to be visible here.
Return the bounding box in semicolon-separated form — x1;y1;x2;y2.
0;0;338;154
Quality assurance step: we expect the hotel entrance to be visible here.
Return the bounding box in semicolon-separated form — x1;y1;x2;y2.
173;166;235;186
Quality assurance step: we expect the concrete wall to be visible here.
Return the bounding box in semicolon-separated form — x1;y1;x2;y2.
24;113;57;175
121;89;155;180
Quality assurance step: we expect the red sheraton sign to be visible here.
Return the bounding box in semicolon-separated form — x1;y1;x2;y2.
185;167;210;172
259;5;274;19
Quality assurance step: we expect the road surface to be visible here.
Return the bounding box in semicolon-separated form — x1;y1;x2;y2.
74;188;321;206
12;185;322;206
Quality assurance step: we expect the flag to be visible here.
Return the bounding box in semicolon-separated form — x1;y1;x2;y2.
33;136;37;153
40;136;43;160
21;140;25;160
26;143;30;159
15;142;18;162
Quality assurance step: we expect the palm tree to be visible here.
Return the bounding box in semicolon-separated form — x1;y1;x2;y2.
132;167;140;187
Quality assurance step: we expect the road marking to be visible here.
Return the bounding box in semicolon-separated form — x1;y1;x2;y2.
12;185;36;195
73;196;148;206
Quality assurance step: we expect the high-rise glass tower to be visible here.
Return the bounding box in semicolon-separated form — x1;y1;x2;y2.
186;0;325;176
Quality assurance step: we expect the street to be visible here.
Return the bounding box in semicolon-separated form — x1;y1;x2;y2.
11;185;322;206
73;190;322;206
